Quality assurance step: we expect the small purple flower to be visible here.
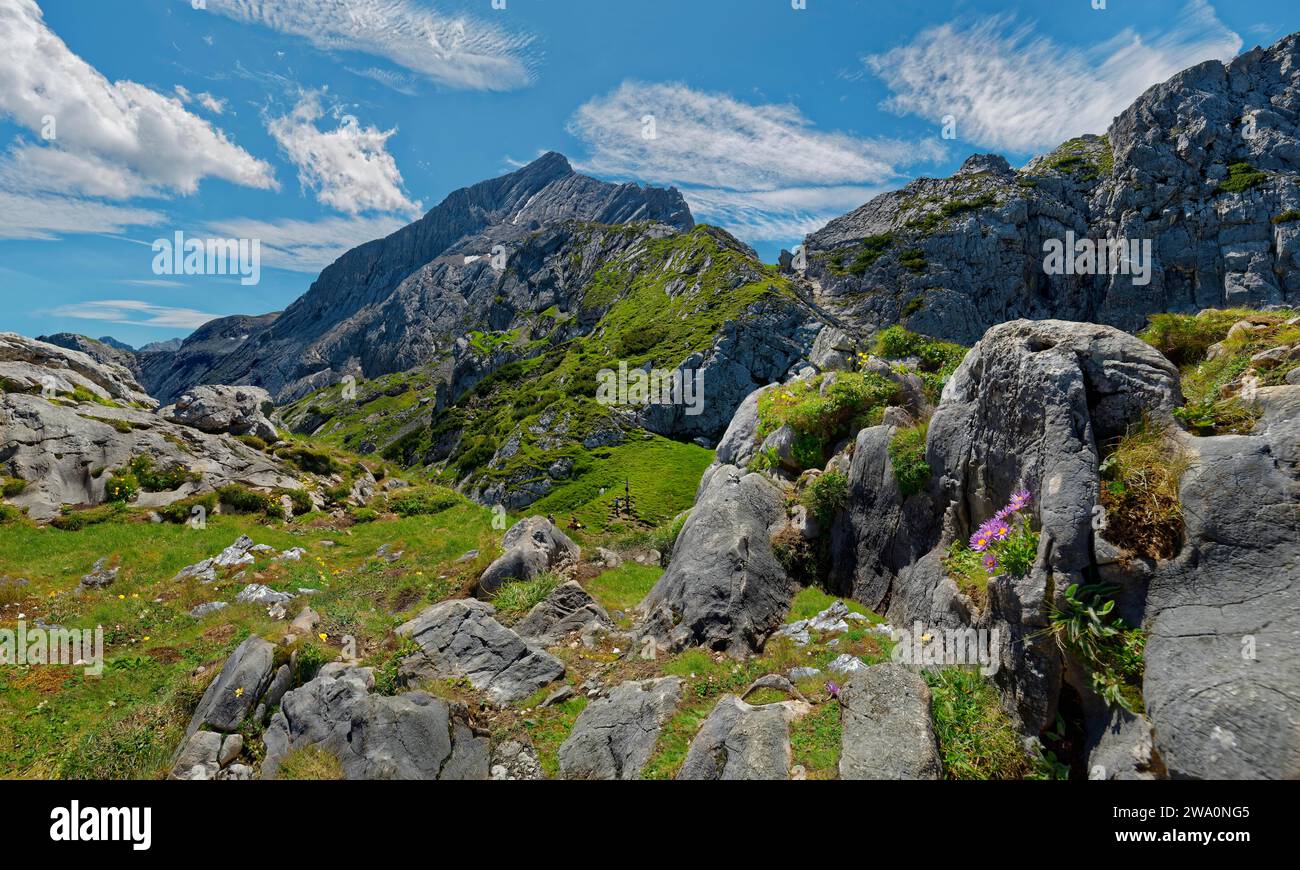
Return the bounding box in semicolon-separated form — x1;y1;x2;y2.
1008;490;1032;512
982;552;999;575
970;519;998;552
825;680;841;699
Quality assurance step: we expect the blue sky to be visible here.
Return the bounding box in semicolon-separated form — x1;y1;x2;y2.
0;0;1293;347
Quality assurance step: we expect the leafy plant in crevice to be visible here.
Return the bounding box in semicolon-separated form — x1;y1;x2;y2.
801;469;848;526
943;491;1039;608
1098;416;1188;559
1046;583;1146;713
888;421;930;496
756;371;899;471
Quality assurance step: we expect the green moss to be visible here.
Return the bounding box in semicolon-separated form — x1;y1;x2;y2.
907;193;998;234
898;249;927;274
1218;162;1270;194
757;371;899;470
1272;209;1300;224
2;477;27;497
888;421;931;496
873;325;969;402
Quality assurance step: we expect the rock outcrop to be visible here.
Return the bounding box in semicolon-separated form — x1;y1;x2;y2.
0;335;303;521
638;465;792;656
838;664;942;780
677;695;803;780
262;665;489;780
396;599;565;704
805;33;1300;344
158;384;278;441
1142;393;1300;779
557;677;681;780
514;581;612;646
478;516;580;595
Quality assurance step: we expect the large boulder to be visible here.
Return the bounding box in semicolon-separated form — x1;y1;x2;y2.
396;599;565;705
1143;410;1300;779
158;384;278;441
557;678;681;780
879;320;1181;731
182;636;276;740
478;516;580;594
262;665;489;780
677;695;801;780
838;664;942;780
638;465;792;656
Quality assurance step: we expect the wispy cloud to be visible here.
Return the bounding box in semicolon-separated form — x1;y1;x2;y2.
48;299;221;330
267;92;420;216
567;81;945;242
864;0;1242;154
202;0;538;91
0;191;164;241
0;0;276;201
205;213;410;272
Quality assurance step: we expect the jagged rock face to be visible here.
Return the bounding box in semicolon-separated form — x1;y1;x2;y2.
638;298;821;441
136;313;280;405
805;33;1300;344
262;665;489;780
1;332;155;408
557;677;681;780
191;153;694;402
1143;390;1300;779
158;384;278;442
1;393;300;522
639;465;793;656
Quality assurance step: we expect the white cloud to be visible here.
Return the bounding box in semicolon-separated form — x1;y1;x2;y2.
205;213;410;272
0;0;276;200
567;81;945;242
48;299;220;330
204;0;537;91
176;85;228;115
267;92;420;216
864;0;1243;154
0;190;164;240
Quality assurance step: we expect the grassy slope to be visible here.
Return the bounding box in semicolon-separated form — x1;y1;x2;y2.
0;505;498;778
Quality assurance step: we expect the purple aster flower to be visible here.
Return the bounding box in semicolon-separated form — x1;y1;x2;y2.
970;519;998;552
1008;490;1032;512
825;680;841;699
983;552;999;575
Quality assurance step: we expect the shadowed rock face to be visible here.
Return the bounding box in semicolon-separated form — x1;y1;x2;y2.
136;313;281;405
178;152;694;402
804;33;1300;344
